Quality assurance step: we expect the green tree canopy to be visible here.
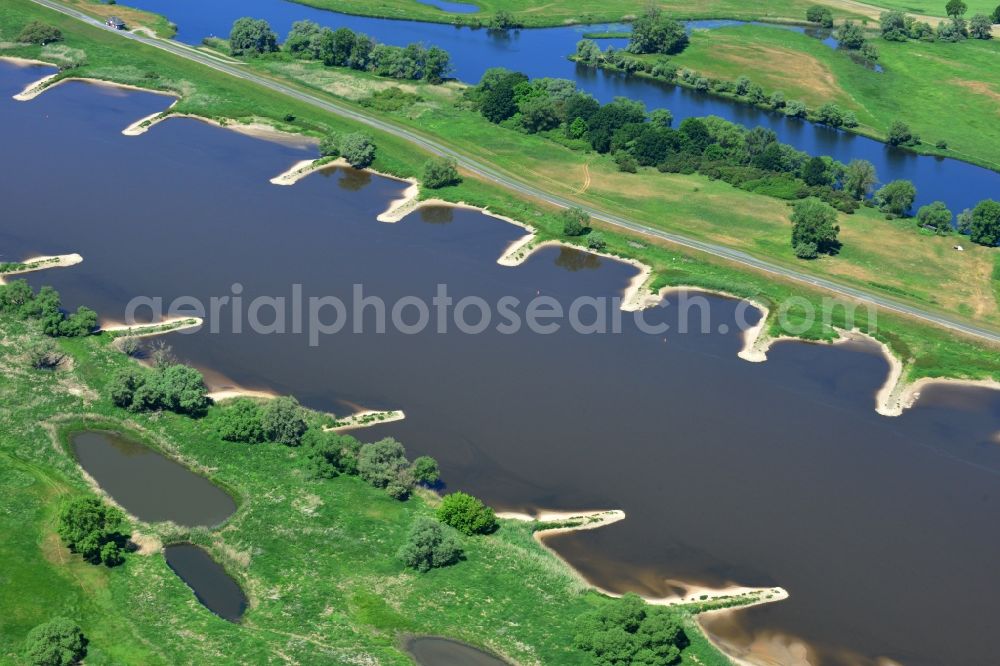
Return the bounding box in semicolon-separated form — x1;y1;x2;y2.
874;179;917;216
411;455;440;485
397;517;463;572
843;159;878;199
339;132;376;168
261;396;308;446
422;157;461;189
229;17;278;57
358;438;414;498
437;491;498;535
790;198;841;258
18;21;62;45
806;5;834;27
946;0;968;17
23;617;87;666
216;398;266;443
968;13;994;37
915;201;953;233
627;8;688;55
965;199;1000;245
834;21;867;49
57;498;129;567
574;593;689;666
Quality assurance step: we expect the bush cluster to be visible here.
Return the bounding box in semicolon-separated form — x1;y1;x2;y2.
23;617;87;666
108;363;210;416
57;497;129;567
0;281;97;337
437;491;498;535
574;593;689;665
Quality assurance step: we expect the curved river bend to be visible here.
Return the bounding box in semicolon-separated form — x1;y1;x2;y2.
123;0;1000;214
4;64;1000;666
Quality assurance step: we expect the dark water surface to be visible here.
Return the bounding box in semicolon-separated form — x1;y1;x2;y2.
4;65;1000;666
70;430;236;527
164;543;249;622
121;0;1000;213
406;636;510;665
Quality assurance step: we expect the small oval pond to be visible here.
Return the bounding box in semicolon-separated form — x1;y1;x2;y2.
70;430;236;527
165;543;248;622
405;637;509;665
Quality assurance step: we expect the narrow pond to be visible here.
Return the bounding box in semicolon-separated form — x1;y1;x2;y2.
406;636;509;666
70;430;236;527
122;0;1000;213
164;543;249;622
5;65;1000;666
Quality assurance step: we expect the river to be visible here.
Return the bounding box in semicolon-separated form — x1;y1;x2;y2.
3;63;1000;666
118;0;1000;214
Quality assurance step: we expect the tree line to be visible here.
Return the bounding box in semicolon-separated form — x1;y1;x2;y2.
228;18;452;83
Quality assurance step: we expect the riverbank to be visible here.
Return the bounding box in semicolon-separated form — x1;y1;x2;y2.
0;311;734;664
0;253;82;284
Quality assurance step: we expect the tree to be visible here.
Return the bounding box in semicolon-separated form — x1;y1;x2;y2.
873;179;917;216
398;517;463;572
627;8;688;55
228;17;278;57
18;21;62;45
575;38;602;64
587;233;608;251
488;10;522;31
477;69;527;123
561;207;590;236
339;132;376;168
968;13;994;38
284;20;322;59
860;40;880;62
801;156;830;186
574;593;688;666
318;134;339;157
302;429;361;478
358;438;413;498
23;617;87;666
790;198;841;257
785;100;807;118
993;4;1000;23
816;102;845;127
422;157;461;189
915;201;953;233
806;5;834;27
842;159;877;199
835;21;867;49
155;364;210;415
946;0;968;17
887;120;918;146
879;11;909;40
614;151;639;173
216;398;265;443
260;396;307;446
423;46;451;83
437;491;498;535
411;456;440;485
965;199;1000;245
57;498;129;566
770;90;786;109
937;17;968;40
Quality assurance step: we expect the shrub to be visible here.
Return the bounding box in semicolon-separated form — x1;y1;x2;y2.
261;396;308;446
422;157;461;188
488;10;523;31
340;132;376;168
587;233;608;251
23;617;87;666
965;199;1000;246
398;517;463;572
873;179;917;216
968;13;993;38
216;398;266;443
107;363;209;416
806;5;834;27
18;21;62;45
437;491;498;535
302;429;362;478
411;455;440;485
626;8;688;55
57;498;129;567
790;198;840;256
887;120;918;146
614;151;638;173
358;438;414;498
27;338;64;369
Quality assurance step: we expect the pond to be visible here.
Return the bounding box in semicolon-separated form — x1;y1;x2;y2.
70;430;236;527
6;67;1000;666
164;543;248;622
405;636;509;665
121;0;1000;213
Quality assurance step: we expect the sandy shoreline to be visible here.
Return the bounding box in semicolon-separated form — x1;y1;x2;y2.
13;73;179;103
100;316;204;338
269;156;345;185
0;253;83;284
0;55;57;67
499;509;788;610
325;409;406;431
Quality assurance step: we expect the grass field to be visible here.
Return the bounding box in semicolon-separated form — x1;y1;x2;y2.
1;0;999;375
660;24;1000;170
285;0;869;27
0;316;739;664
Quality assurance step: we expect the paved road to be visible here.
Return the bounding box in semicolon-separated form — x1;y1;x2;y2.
29;0;1000;345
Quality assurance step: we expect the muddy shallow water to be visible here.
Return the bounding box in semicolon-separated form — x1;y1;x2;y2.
4;64;1000;665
